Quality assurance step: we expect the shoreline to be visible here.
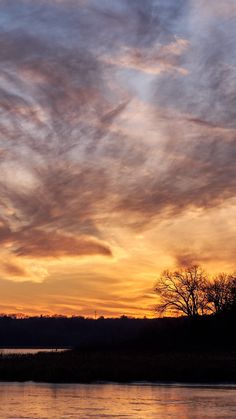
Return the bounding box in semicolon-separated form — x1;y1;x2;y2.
0;380;236;388
0;350;235;384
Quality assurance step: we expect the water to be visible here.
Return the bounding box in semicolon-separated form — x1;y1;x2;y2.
0;348;68;355
0;383;235;418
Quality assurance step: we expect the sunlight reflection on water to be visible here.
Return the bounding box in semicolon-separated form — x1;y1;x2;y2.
0;348;68;355
0;383;235;418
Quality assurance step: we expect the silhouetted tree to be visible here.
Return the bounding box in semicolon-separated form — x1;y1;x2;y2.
205;273;234;313
231;278;236;312
154;265;210;317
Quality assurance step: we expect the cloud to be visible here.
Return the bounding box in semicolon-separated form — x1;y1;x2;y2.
101;37;189;76
0;162;113;258
2;261;27;277
12;230;112;258
0;0;235;285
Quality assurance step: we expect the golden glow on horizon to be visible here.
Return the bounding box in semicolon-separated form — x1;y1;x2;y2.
0;199;236;317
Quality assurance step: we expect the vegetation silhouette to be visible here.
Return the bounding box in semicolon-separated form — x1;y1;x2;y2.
154;265;209;316
154;265;236;316
206;273;236;314
0;264;235;383
0;350;235;384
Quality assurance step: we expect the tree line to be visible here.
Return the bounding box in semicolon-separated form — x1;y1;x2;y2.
154;265;236;317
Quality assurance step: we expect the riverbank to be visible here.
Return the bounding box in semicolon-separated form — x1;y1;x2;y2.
0;350;235;384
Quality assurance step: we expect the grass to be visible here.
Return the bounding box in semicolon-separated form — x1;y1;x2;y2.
0;349;235;384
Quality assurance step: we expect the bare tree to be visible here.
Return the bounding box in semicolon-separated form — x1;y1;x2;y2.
205;273;232;313
154;265;210;317
231;277;236;312
206;273;236;313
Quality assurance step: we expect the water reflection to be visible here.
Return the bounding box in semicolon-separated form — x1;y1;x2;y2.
0;348;68;355
0;383;235;418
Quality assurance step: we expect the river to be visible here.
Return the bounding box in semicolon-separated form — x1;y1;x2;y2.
0;348;68;355
0;382;235;418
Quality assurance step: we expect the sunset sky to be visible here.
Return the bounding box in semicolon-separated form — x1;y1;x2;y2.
0;0;235;317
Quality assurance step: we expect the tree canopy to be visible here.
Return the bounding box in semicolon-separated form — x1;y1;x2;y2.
155;265;236;317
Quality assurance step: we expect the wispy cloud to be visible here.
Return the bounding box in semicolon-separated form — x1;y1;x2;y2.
101;38;189;75
0;0;235;315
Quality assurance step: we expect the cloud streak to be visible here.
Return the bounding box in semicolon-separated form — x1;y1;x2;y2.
0;0;235;315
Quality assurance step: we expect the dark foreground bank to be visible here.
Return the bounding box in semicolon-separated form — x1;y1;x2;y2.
0;350;235;384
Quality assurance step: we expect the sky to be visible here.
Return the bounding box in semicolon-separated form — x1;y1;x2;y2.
0;0;235;317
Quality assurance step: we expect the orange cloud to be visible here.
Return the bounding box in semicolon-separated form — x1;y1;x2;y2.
0;0;235;316
0;225;111;259
2;262;27;277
